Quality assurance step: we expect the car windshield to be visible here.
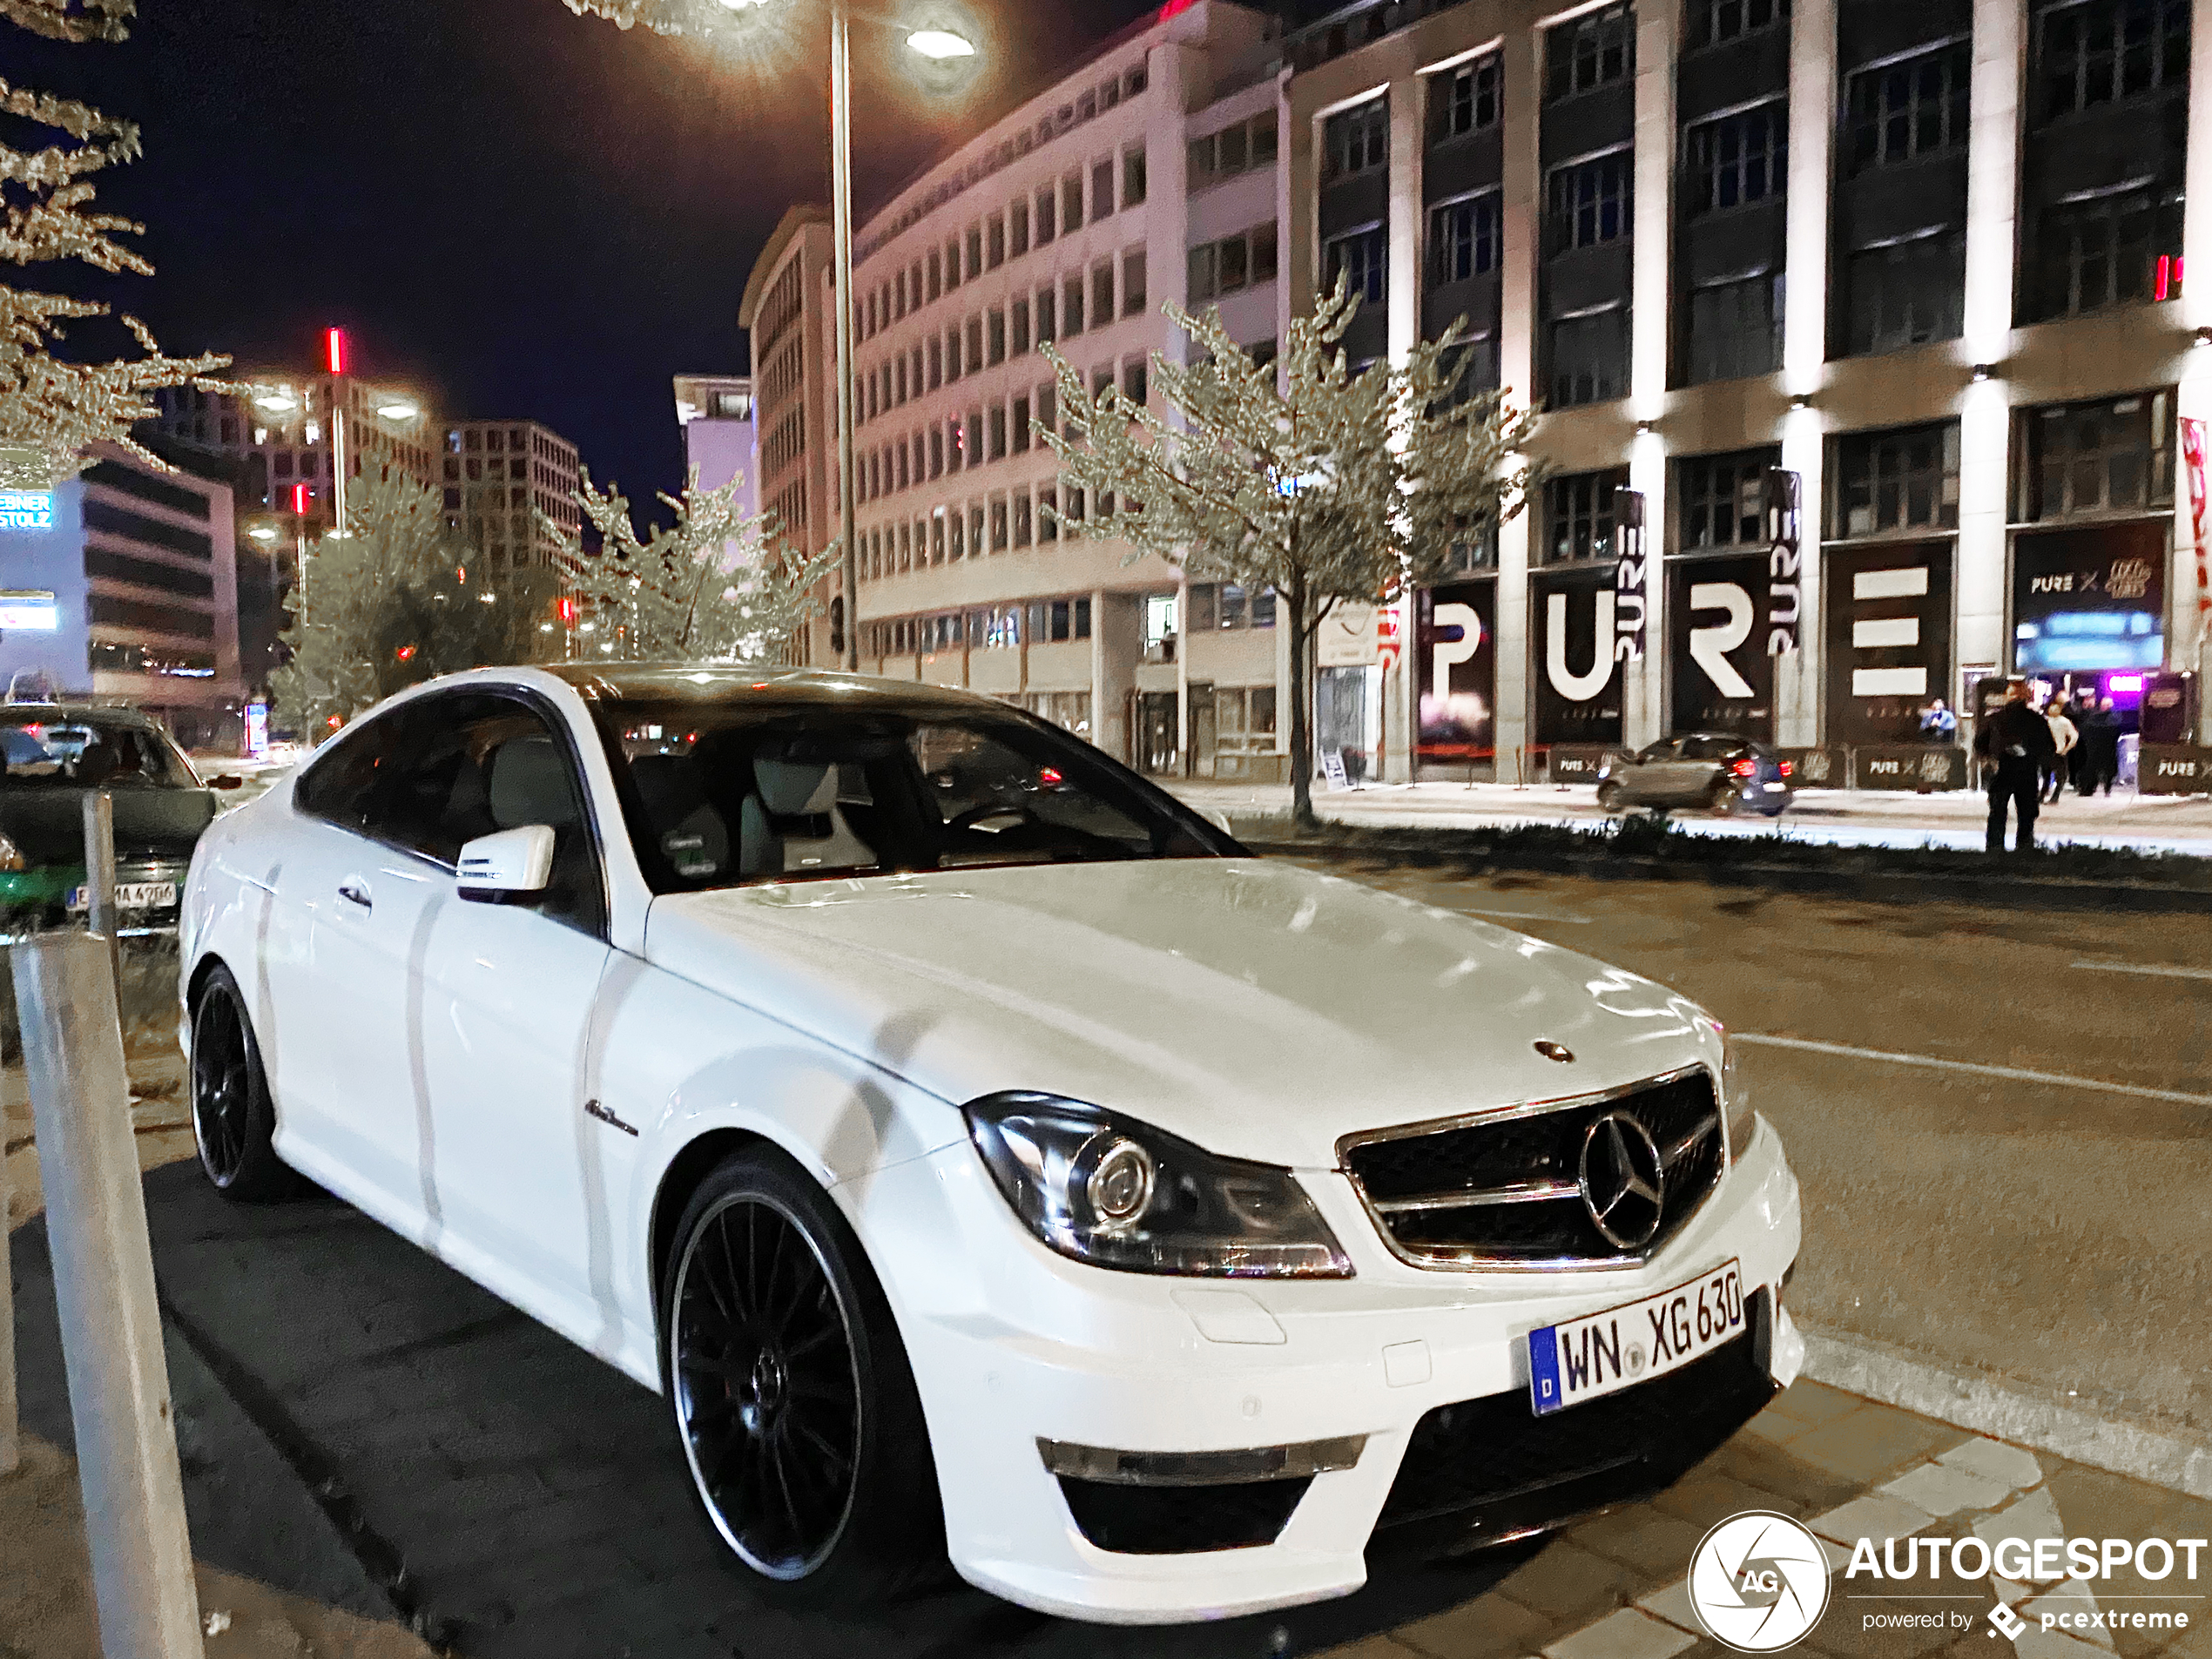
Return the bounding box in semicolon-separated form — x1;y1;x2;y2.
588;696;1231;892
0;713;196;789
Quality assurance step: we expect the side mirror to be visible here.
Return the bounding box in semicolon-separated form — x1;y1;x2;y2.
457;825;556;901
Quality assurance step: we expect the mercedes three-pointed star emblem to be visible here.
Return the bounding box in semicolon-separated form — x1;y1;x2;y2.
1578;1110;1667;1251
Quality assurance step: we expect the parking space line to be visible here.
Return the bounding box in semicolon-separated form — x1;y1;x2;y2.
2070;960;2212;981
1735;1034;2212;1108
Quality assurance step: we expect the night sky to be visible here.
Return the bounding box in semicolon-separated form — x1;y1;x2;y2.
17;0;1167;511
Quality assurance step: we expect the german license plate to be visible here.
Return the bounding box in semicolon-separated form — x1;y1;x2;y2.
68;881;177;911
1528;1259;1743;1416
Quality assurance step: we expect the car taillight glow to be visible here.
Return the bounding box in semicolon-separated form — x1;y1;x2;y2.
1778;760;1793;777
1039;766;1064;787
1731;759;1757;777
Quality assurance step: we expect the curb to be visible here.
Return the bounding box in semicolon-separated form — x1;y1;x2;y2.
1798;1323;2212;1501
1231;833;2212;914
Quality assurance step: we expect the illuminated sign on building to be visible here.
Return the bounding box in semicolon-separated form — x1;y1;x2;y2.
0;590;59;631
0;490;55;532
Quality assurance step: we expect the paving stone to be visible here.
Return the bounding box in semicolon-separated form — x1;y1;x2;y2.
1934;1439;2046;1494
1789;1408;1964;1487
1974;1488;2068;1581
1541;1608;1697;1659
2016;1627;2121;1659
1634;1579;1698;1634
1810;1493;1939;1548
2021;1579;2120;1651
1495;1543;1645;1628
1568;1509;1707;1579
1764;1380;1866;1432
1797;1597;1971;1659
1393;1589;1559;1659
1651;1467;1819;1528
1880;1461;2017;1518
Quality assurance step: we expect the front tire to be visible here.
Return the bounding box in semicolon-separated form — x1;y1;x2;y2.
1596;779;1624;813
189;965;300;1202
661;1150;944;1605
1706;778;1740;818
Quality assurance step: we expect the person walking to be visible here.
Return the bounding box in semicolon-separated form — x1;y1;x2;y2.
2043;692;2077;804
2075;693;2120;797
1975;678;2055;852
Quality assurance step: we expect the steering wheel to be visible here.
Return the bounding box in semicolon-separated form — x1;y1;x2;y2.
945;799;1043;836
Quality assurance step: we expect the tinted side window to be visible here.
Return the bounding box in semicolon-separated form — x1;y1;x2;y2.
307;692;605;936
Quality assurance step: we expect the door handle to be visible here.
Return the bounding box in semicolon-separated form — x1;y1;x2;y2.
336;878;372;912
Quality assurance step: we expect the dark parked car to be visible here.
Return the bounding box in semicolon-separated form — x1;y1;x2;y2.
1595;733;1794;818
0;704;239;929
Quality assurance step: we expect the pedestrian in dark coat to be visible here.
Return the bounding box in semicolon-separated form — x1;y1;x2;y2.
1975;680;2056;852
2074;695;2121;797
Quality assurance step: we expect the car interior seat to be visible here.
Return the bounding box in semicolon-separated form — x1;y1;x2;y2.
488;736;578;832
631;752;730;881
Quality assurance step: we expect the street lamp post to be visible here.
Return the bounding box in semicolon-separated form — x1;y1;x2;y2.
830;0;859;671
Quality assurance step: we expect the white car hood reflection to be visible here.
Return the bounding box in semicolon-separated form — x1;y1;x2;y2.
644;857;1713;1169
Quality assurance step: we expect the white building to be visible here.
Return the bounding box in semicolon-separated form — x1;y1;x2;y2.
673;374;760;523
440;419;583;585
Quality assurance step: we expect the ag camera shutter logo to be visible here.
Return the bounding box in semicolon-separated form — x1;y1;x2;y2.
1689;1511;1832;1651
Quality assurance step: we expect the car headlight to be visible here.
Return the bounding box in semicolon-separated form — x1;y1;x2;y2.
0;832;24;873
1719;1028;1754;1159
963;1092;1353;1278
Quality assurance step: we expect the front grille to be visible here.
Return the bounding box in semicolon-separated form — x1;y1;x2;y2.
1371;1293;1777;1556
1056;1474;1313;1554
1341;1069;1723;1269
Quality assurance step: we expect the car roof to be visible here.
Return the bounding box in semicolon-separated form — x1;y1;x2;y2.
0;703;164;730
538;663;999;714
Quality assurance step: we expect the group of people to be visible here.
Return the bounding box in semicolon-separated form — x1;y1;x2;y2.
1973;682;2128;853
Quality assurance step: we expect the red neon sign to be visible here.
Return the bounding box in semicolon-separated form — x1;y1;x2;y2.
291;482;310;516
2155;255;2185;301
326;327;348;374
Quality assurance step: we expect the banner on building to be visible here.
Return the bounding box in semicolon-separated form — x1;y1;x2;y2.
1667;555;1777;740
2012;522;2166;672
2182;417;2210;636
1822;541;1954;745
1531;565;1627;746
1416;579;1497;765
1318;601;1379;666
1764;468;1802;656
1612;486;1647;660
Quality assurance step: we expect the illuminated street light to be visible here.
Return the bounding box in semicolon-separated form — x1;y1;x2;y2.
247;525;280;543
254;392;298;413
377;401;421;421
906;27;974;57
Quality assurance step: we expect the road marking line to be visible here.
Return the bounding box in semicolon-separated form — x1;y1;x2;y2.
1447;905;1595;924
2070;960;2212;981
1736;1034;2212;1107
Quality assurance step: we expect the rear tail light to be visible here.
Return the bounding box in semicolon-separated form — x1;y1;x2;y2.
1731;759;1757;778
1778;760;1793;777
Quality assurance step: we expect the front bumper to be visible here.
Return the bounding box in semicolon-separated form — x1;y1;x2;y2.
845;1115;1804;1624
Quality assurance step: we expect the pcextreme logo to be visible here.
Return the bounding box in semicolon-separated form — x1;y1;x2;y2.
1689;1512;1832;1652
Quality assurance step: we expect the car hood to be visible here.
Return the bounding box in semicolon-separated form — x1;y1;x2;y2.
643;859;1717;1169
0;786;214;864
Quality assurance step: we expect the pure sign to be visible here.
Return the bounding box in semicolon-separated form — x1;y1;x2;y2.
1612;486;1648;661
1764;468;1801;656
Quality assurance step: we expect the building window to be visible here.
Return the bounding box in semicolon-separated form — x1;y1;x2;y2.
1188;114;1277;191
1011;297;1030;355
1685;102;1786;214
1092;158;1116;222
1323;97;1388;184
1545;467;1630;563
2033;187;2182;319
1010;199;1030;256
1323;225;1386;305
1429;190;1501;284
988;308;1006;365
1063;273;1085;335
1123;247;1147;316
987;213;1005;268
2018;392;2172;520
1035;287;1056;344
1550;309;1629;407
1013;490;1033;546
1685;273;1782;383
1546;3;1635;103
1123;357;1147;408
1038;485;1058;540
991;496;1009;550
965;314;984;370
1548;149;1633;252
2037;0;2190;123
1830;421;1961;537
1012;394;1031;452
1844;231;1966;354
965;224;983;279
988;405;1006;460
1433;54;1501;141
1676;448;1780;548
1123;145;1147;207
1036;185;1057;243
1846;39;1971;172
1686;0;1786;51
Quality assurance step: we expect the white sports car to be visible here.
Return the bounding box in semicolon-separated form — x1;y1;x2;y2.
179;664;1804;1624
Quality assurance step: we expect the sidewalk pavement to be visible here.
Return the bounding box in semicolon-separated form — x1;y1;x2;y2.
10;1157;2210;1659
1166;779;2212;856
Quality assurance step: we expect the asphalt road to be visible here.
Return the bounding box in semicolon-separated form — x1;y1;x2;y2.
1307;859;2212;1447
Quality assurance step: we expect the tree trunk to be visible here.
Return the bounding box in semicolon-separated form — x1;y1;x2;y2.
1288;568;1316;830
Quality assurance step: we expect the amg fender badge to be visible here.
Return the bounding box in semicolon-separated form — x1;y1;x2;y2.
584;1098;639;1137
1534;1040;1575;1063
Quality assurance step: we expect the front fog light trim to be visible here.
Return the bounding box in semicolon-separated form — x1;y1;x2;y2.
1037;1434;1368;1487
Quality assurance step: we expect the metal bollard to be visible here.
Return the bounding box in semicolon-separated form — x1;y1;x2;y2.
82;789;120;987
10;930;201;1657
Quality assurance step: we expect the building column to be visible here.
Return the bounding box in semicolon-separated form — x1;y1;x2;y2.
1494;26;1542;774
1778;0;1836;746
1384;71;1424;782
1957;0;2025;689
2181;0;2212;737
1626;0;1676;748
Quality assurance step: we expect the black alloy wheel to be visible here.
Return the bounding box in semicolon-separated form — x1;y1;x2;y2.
663;1152;943;1602
189;966;298;1202
1596;779;1624;813
1706;777;1740;818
